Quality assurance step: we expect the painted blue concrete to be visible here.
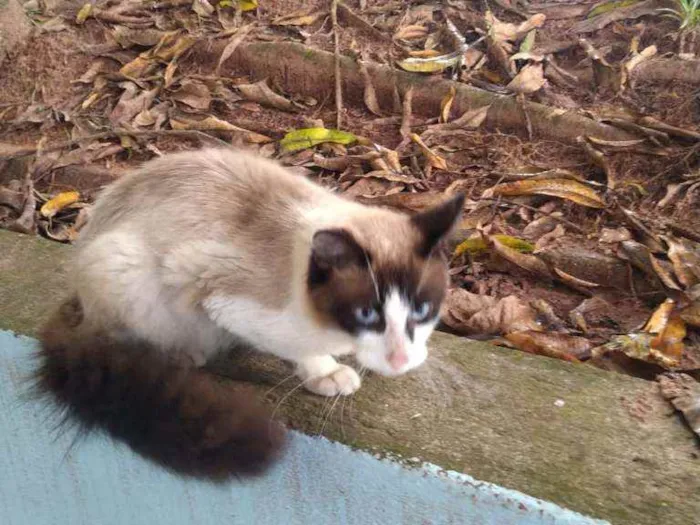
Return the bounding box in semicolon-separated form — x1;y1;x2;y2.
0;331;608;525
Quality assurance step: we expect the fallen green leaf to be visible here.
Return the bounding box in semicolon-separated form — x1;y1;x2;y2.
454;234;534;257
280;128;357;152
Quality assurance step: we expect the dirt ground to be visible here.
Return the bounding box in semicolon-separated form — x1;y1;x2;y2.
1;0;700;383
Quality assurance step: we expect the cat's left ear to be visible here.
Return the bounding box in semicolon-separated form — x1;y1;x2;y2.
411;193;465;256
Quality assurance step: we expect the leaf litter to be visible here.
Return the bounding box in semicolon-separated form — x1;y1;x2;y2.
1;0;700;433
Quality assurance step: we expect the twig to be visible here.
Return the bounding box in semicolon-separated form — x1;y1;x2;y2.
400;86;413;140
477;197;587;233
0;130;231;161
331;0;343;129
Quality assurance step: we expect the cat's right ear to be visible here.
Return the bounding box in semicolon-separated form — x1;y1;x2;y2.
311;229;366;271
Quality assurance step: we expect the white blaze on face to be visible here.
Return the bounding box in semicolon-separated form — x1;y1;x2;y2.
383;289;410;370
355;287;435;377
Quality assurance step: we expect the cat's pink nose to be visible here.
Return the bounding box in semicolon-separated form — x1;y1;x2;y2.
388;351;408;371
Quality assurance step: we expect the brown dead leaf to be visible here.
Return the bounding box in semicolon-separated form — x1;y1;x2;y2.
357;60;382;116
579;38;620;92
505;331;590;362
441;288;542;335
410;133;447;171
664;236;700;289
113;27;166;48
110;85;159;127
394;25;429;41
485;11;546;47
680;301;700;328
507;62;546;94
217;24;256;74
439;86;456;124
170;115;271;143
236;80;296;112
272;10;323;26
600;227;632;243
170;79;211;111
658;373;700;437
484;178;604;208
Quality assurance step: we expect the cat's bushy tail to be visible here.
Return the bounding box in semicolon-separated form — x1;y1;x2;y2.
32;296;286;481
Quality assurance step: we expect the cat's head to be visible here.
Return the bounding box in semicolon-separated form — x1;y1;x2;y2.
307;193;465;377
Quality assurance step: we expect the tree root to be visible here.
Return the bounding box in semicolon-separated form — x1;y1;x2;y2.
205;41;637;144
631;59;700;85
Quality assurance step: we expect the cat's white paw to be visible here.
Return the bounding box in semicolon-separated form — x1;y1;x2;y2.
304;364;361;397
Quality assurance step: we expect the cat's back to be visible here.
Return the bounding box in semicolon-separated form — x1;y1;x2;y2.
80;148;322;242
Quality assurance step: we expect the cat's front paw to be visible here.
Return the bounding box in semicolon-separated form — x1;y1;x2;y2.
304;364;361;397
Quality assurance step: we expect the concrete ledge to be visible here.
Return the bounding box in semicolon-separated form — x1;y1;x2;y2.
1;229;699;525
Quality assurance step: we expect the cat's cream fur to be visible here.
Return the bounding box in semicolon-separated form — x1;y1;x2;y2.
72;148;459;396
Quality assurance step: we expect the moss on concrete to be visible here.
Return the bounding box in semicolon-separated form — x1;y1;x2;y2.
1;229;699;524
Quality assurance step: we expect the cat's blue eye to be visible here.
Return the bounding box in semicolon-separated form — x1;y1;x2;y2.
354;306;379;325
410;301;432;322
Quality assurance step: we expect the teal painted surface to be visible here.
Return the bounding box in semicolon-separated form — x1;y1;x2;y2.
0;331;608;525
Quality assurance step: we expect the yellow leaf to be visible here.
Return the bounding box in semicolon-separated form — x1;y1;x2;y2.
280;128;357;152
454;234;534;257
397;50;462;73
408;49;442;58
76;3;92;24
238;0;258;11
119;56;156;79
487;178;605;208
40;191;80;218
440;86;455;124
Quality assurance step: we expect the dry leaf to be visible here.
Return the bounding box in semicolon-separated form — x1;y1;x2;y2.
485;10;546;46
680;301;700;328
192;0;215;16
664;236;700;288
505;331;589;362
410;133;447;170
217;24;256;73
170;115;271;143
507;63;546;94
110;85;159;127
484;178;605;208
170;79;211;111
394;25;429;41
441;288;542;335
272;10;323;26
236;80;296;112
439;86;456;124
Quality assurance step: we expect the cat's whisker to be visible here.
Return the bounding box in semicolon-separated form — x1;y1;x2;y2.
364;250;381;303
318;393;342;437
339;393;348;439
268;378;307;432
263;372;298;399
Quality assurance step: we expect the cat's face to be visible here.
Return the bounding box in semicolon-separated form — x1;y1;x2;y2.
307;193;464;377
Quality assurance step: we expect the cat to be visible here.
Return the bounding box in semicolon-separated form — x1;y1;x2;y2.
35;147;465;481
